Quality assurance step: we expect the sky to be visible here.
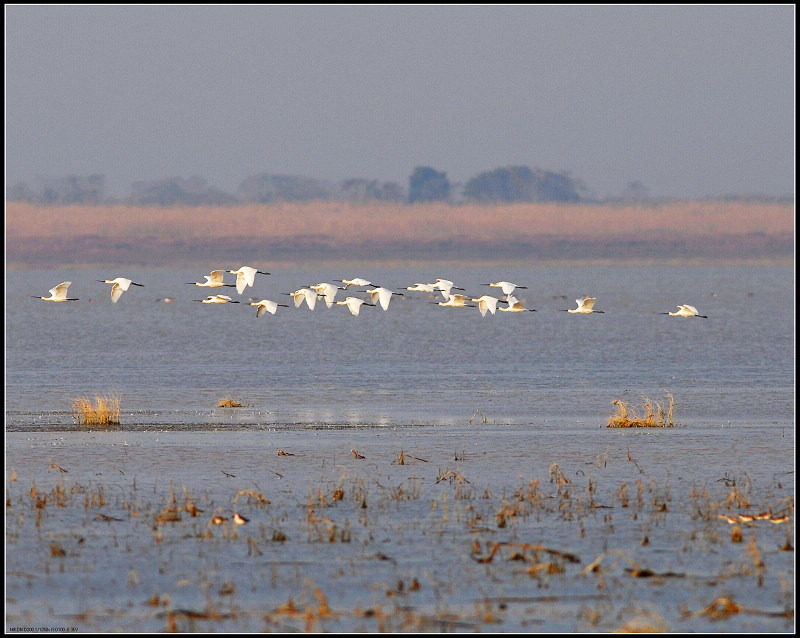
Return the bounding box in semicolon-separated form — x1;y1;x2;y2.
5;5;795;200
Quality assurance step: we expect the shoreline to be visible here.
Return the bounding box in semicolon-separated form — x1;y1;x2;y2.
6;200;793;268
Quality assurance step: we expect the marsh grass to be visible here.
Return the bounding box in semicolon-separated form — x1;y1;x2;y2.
71;392;121;426
607;394;674;428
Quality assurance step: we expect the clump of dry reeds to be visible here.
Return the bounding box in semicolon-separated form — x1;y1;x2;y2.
607;394;674;428
71;392;121;426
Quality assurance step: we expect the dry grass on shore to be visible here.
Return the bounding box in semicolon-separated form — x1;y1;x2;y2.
6;200;793;243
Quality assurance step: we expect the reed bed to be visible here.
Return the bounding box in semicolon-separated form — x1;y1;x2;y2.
70;392;121;426
7;201;793;243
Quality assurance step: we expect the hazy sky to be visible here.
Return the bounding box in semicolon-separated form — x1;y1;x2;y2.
6;5;795;199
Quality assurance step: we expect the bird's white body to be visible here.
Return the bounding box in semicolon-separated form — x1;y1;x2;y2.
36;281;78;302
366;286;402;311
310;283;341;308
99;276;144;303
339;277;372;289
406;283;437;293
229;266;270;295
199;294;239;304
190;270;234;288
250;299;288;317
567;296;603;313
471;295;501;316
337;296;372;316
437;293;471;308
287;288;317;310
666;304;707;318
486;281;527;296
499;295;534;312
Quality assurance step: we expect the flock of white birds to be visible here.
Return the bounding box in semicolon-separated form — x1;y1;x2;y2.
33;265;709;319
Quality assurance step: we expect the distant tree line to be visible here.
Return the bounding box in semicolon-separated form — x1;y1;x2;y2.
5;167;793;206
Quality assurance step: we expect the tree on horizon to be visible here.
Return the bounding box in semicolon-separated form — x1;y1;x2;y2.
408;166;451;204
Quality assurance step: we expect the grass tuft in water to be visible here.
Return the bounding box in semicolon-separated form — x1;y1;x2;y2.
71;392;121;426
607;393;674;428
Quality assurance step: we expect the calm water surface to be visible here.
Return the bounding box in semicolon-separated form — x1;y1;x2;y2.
5;265;795;632
5;265;794;430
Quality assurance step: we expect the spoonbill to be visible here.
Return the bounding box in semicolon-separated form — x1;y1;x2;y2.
563;296;604;314
498;295;535;312
285;288;317;310
187;270;235;288
471;295;501;316
406;283;437;293
309;283;342;308
366;286;404;311
484;281;527;296
435;293;472;308
196;294;240;304
338;277;372;289
33;281;78;302
336;296;375;316
250;299;289;317
661;304;708;318
98;277;144;303
433;279;465;299
229;266;270;295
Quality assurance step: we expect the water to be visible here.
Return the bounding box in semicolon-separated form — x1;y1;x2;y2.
5;265;796;632
5;265;794;429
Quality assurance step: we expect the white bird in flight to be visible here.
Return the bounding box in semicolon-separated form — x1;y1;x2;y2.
98;277;144;303
406;283;437;293
250;299;289;317
366;286;404;311
435;293;473;308
187;270;235;289
661;304;708;318
285;288;317;310
471;295;501;316
196;294;239;304
433;279;465;300
309;282;342;308
33;281;78;302
484;281;527;296
498;295;535;312
338;277;372;289
336;296;374;316
229;266;270;295
563;296;604;314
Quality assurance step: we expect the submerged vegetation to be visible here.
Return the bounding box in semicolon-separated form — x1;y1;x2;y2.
6;433;794;632
607;393;674;428
70;392;121;426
